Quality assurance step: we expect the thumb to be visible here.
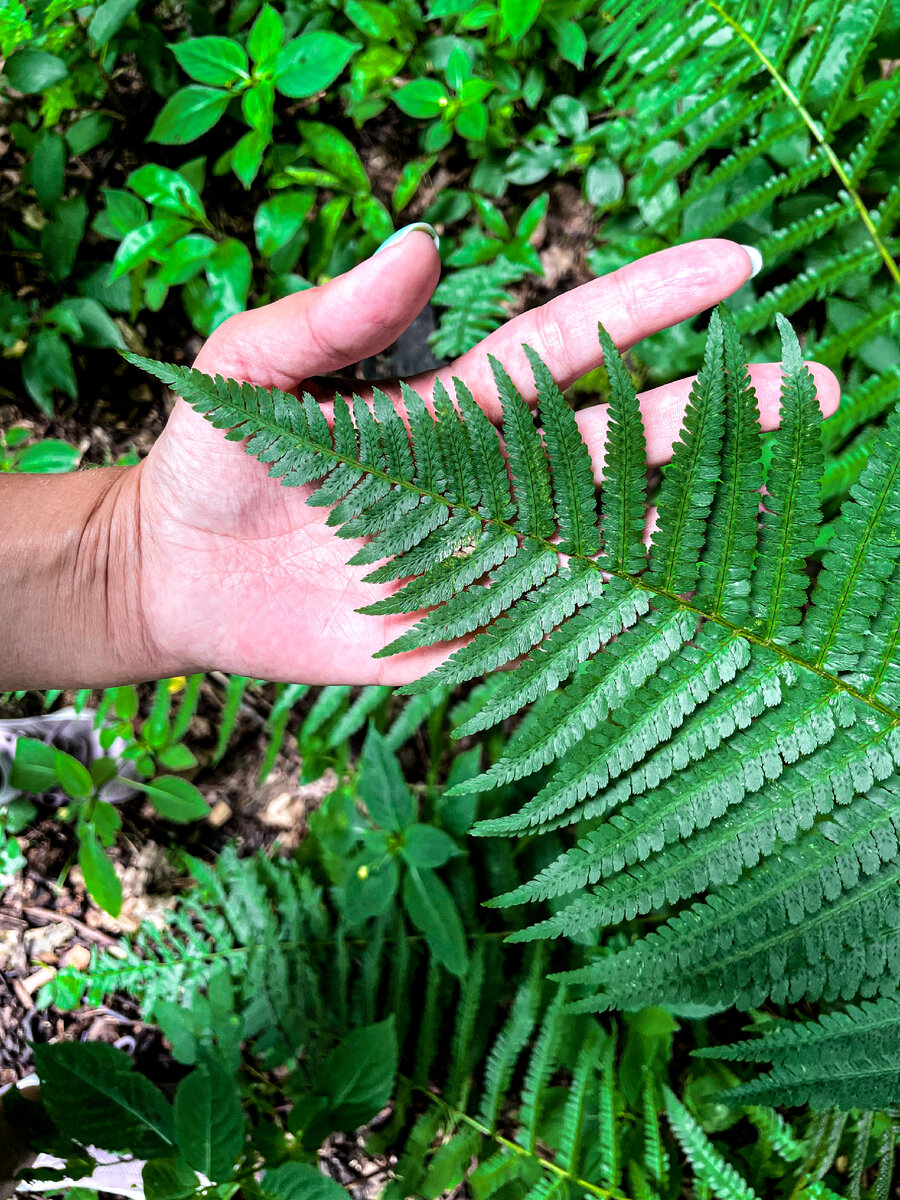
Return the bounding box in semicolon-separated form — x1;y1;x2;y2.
193;226;441;391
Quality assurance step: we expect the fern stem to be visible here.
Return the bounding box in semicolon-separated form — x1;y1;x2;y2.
704;0;900;290
399;1074;634;1200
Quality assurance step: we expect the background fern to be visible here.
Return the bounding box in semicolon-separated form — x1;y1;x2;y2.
41;835;900;1199
572;0;900;515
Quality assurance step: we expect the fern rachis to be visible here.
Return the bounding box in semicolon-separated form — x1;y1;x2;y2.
128;305;900;1029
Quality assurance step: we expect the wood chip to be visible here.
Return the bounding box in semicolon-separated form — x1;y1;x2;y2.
59;944;91;971
24;906;117;947
208;800;232;827
22;966;55;994
23;921;75;962
12;979;33;1010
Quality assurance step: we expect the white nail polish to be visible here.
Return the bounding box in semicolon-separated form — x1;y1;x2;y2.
374;223;441;255
739;243;763;279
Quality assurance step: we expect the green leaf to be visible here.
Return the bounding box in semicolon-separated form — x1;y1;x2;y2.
323;1017;398;1129
403;867;468;976
114;684;139;720
172;36;248;86
359;727;415;830
55;750;94;799
79;828;123;917
401;824;462;868
174;1054;245;1180
157;743;199;770
148;86;232;145
248;5;284;64
66;113;114;156
34;1041;174;1157
353;192;393;241
585;158;625;208
345;0;400;40
111;217;190;280
473;195;509;238
41;195;88;282
298;120;370;192
128;164;206;221
92;799;122;845
23;330;77;416
254;192;315;258
10;737;57;793
528;344;599;557
142;1158;199;1200
547;94;588;139
274;33;356;98
455;102;487;140
129;776;209;823
515;192;549;239
88;0;140;46
16;438;82;473
203;238;253;327
5;48;67;92
500;0;542;42
665;1089;761;1200
242;81;275;138
56;298;125;350
504;142;564;185
91;758;120;790
555;18;587;67
45;301;81;339
490;355;554;538
393;157;437;213
395;79;449;117
32;131;65;212
261;1164;348;1200
101;188;149;237
343;858;398;926
231;129;267;188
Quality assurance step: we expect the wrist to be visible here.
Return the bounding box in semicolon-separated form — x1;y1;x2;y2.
81;462;170;685
0;464;168;689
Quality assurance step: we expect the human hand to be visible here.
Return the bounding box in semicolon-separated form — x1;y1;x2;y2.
134;232;840;686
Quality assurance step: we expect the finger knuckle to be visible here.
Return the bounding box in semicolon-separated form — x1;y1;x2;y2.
532;302;572;378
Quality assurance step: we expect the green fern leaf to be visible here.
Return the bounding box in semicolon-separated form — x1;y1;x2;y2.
749;315;823;643
527;345;600;557
477;964;542;1130
707;996;900;1109
695;309;762;621
802;403;900;671
597;325;648;575
822;365;900;454
665;1089;762;1200
646;309;726;593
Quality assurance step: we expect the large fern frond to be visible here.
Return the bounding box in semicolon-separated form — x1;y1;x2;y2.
700;996;900;1109
127;306;900;1081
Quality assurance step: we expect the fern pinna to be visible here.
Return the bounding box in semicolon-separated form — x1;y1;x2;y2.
129;307;900;1031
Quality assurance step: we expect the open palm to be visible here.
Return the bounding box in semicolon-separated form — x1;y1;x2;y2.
136;234;839;685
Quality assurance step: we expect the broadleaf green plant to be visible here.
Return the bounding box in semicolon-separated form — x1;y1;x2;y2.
148;5;358;186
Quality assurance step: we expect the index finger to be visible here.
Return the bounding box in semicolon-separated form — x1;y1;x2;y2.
412;239;758;422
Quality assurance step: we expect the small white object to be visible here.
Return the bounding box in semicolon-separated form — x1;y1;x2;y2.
739;243;763;278
17;1148;146;1197
374;222;441;255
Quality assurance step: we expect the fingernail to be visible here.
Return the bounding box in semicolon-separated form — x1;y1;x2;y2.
374;223;440;256
739;243;763;279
